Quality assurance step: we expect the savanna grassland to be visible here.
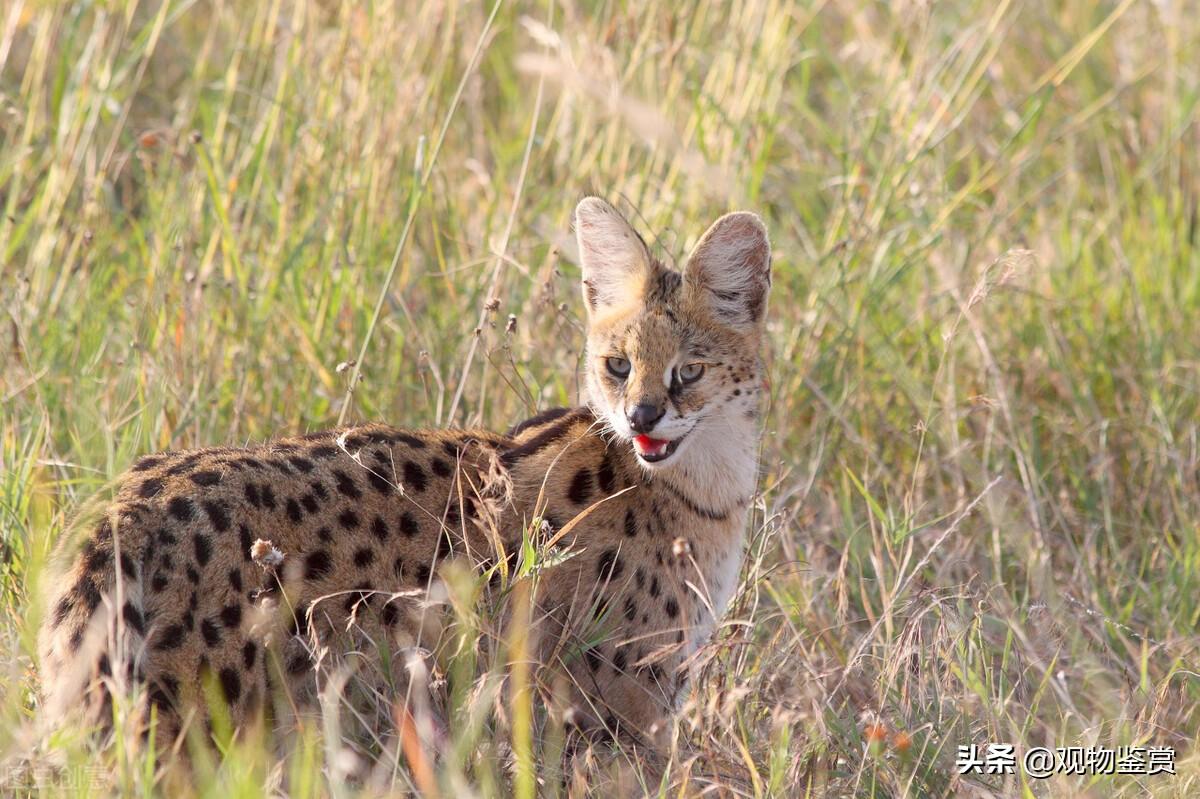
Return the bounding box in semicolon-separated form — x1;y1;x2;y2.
3;0;1200;796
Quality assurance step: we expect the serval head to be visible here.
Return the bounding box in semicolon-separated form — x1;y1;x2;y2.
574;197;771;508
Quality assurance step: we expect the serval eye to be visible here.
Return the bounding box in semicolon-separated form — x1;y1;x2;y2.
678;362;705;383
605;356;631;379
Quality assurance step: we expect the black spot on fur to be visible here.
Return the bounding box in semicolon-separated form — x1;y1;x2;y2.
119;551;138;579
190;470;221;486
664;598;679;618
267;459;294;476
343;586;373;614
310;445;337;459
332;469;362;499
151;573;169;593
399;512;419;538
260;484;277;510
585;647;602;673
597;548;623;582
567;468;592;505
244;483;262;507
186;566;200;585
94;519;113;542
82;541;109;574
288;456;315;473
381;602;399;626
316;526;332;543
77;578;102;614
168;496;195;521
613;649;627;672
415;564;431;584
122;602;145;635
242;641;257;669
220;604;242;628
310;480;329;501
228;568;243;592
623;510;638;538
203;500;231;532
391;431;426;449
431;458;452;478
218;667;241;703
436;533;452;560
52;595;73;627
403;461;428;492
442;440;462;458
508;406;572;437
305;550;332;580
137;478;164;498
597;453;617;494
154;624;185;650
156;528;177;546
201;618;221;646
337;509;360;529
367;471;392;493
131;455;164;472
166;454;203;475
286;652;310;674
623;596;637;622
193;533;212;567
300;493;320;514
649;575;661;598
500;409;590;467
353;548;375;567
286;498;303;523
239;524;253;561
371;516;389;541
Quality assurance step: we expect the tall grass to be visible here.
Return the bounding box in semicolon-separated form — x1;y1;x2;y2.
2;0;1199;795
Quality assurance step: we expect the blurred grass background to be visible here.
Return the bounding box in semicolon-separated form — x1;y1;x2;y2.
2;0;1200;795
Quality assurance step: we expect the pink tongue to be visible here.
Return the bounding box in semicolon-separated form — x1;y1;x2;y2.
634;435;668;454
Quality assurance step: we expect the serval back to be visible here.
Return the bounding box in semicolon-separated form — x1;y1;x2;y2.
37;197;772;751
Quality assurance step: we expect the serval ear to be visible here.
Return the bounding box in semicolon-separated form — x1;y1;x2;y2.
683;212;771;330
574;197;653;315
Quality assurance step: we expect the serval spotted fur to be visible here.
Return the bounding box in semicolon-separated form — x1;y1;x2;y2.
38;197;772;751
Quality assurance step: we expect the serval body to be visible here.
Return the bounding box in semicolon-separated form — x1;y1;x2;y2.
38;197;772;750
